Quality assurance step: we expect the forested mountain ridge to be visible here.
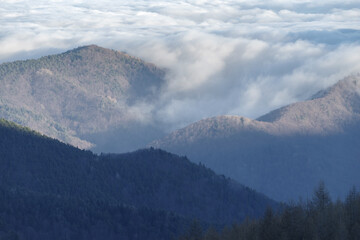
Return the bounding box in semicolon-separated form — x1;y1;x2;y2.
150;76;360;201
0;119;277;239
0;45;165;149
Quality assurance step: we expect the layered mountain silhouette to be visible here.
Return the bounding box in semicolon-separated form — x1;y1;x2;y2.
0;45;165;151
151;75;360;201
0;119;276;239
2;44;359;202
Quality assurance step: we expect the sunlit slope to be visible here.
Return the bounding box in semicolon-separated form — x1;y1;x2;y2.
0;45;165;149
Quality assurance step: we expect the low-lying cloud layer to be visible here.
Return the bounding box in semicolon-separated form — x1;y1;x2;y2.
1;0;360;130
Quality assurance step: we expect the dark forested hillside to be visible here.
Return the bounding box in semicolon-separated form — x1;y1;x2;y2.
97;150;277;224
0;186;186;240
0;45;166;150
0;119;277;239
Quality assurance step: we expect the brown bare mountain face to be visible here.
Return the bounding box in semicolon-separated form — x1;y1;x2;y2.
151;76;360;201
0;45;165;150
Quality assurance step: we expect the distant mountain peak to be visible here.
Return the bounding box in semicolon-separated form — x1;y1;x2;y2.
78;44;102;49
0;45;165;149
63;45;140;62
311;75;360;100
155;76;360;149
151;75;360;201
60;44;127;61
256;75;360;134
152;75;360;154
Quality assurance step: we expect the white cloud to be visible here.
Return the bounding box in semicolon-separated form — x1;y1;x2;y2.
1;0;360;130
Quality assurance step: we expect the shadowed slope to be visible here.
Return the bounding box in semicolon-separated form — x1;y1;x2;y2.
0;119;277;227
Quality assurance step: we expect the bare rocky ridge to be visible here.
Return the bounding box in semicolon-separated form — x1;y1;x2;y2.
0;45;165;149
151;75;360;201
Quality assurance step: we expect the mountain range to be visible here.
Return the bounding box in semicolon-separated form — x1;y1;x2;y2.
151;76;360;201
1;45;360;203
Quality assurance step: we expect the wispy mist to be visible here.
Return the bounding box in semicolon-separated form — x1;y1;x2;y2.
1;0;360;130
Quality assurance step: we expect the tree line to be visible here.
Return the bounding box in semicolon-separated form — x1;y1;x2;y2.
179;182;360;240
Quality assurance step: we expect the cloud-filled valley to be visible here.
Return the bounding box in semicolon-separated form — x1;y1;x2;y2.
1;0;360;130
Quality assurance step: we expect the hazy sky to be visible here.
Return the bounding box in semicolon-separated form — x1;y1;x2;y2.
1;0;360;129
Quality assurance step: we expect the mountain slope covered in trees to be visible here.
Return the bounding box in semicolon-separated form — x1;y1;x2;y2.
0;119;277;239
0;45;165;150
0;185;187;240
151;76;360;201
